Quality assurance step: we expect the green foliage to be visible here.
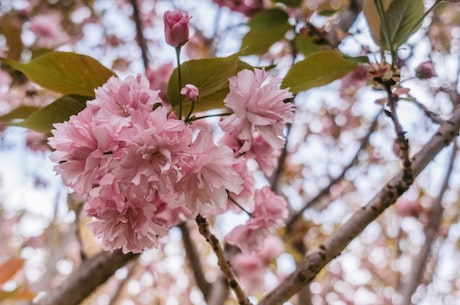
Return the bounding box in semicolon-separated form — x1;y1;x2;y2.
10;95;89;133
240;8;291;55
363;0;425;52
2;51;115;97
0;106;39;121
272;0;302;7
282;50;359;93
294;33;329;56
167;53;251;114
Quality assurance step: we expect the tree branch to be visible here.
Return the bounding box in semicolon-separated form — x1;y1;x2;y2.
259;105;460;305
178;221;212;300
129;0;149;71
400;141;458;305
195;215;251;305
39;250;139;305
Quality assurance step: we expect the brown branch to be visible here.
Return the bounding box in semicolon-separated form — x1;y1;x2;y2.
385;83;413;186
400;141;458;305
259;105;460;305
195;215;251;305
129;0;149;71
208;275;230;305
270;123;292;193
108;260;138;305
39;250;139;305
410;99;443;124
178;221;212;300
286;111;381;232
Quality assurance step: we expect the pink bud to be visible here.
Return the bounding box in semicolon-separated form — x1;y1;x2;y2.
415;61;436;79
163;10;190;48
180;84;199;101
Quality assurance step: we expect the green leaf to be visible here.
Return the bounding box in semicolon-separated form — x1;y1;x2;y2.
363;0;425;52
282;50;359;93
384;0;425;51
2;51;115;97
363;0;394;48
167;53;251;114
0;106;39;122
241;8;291;55
294;33;328;56
273;0;302;7
11;95;89;133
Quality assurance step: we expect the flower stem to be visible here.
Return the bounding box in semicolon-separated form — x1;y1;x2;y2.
188;112;233;122
175;47;183;119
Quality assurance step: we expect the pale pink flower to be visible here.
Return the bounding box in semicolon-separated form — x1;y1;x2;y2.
258;236;284;261
117;107;192;198
246;133;280;176
145;63;174;102
227;158;255;211
48;111;120;195
26;130;49;153
87;177;168;253
28;14;68;48
180;84;199;101
219;69;294;150
163;11;191;48
232;253;265;293
212;0;265;17
226;187;288;252
174;131;243;216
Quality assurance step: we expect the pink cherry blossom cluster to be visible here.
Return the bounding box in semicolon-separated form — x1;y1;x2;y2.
48;68;293;254
212;0;265;17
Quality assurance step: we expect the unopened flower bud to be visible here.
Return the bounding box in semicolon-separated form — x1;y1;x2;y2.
181;84;199;101
163;10;191;48
415;61;436;79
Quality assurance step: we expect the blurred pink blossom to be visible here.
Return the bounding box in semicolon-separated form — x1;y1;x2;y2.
232;253;265;293
28;14;69;48
145;63;174;102
213;0;265;17
415;60;437;79
225;187;288;253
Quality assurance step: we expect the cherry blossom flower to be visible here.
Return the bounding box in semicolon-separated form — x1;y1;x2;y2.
173;130;244;216
212;0;265;17
219;69;294;150
163;11;191;48
180;84;199;101
145;63;174;102
232;253;265;293
86;177;168;253
226;187;288;253
28;14;69;48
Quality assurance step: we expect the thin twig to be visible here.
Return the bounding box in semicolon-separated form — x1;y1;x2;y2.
259;105;460;305
400;141;458;305
286;111;381;232
178;222;212;300
129;0;149;71
410;99;443;124
270;122;292;193
385;83;413;185
195;215;252;305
